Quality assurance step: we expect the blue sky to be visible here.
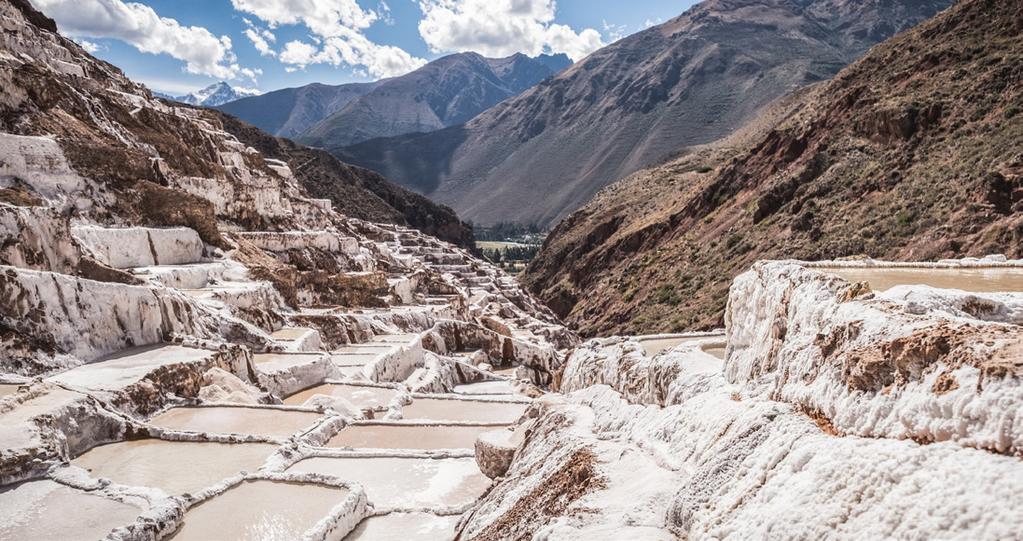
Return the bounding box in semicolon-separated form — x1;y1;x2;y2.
30;0;697;95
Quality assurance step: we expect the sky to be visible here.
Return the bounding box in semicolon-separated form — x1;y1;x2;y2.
28;0;698;95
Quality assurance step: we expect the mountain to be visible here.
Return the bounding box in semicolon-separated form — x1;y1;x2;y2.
334;0;952;226
170;82;261;107
215;81;379;139
0;0;470;248
523;0;1022;336
296;52;571;148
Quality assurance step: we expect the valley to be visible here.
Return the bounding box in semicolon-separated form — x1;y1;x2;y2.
1;0;1022;539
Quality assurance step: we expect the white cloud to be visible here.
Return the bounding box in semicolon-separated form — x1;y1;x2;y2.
234;0;425;78
644;18;663;28
279;31;426;78
602;20;627;42
417;0;604;61
243;18;276;56
31;0;257;82
230;0;377;37
75;39;103;53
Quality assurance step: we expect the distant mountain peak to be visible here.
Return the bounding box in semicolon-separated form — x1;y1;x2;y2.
170;82;261;107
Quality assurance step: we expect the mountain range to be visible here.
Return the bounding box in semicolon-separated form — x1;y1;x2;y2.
217;52;571;147
158;82;261;107
333;0;952;226
524;0;1021;336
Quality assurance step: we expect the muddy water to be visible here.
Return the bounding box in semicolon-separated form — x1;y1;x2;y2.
150;407;322;438
72;439;277;495
327;424;504;450
453;381;516;395
371;334;418;343
288;456;490;508
270;328;312;340
824;267;1023;293
401;398;526;423
284;384;396;409
637;336;705;356
169;480;346;541
346;512;458;540
0;383;21;398
702;346;727;360
331;353;383;366
0;479;141;541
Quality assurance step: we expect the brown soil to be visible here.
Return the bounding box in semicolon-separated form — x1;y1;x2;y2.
459;447;605;541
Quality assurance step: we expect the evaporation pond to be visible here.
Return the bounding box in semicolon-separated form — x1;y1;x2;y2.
169;480;346;541
0;479;141;541
73;439;277;495
150;406;321;437
284;384;396;409
347;512;459;540
824;267;1023;293
453;381;517;395
401;398;526;423
288;456;490;507
637;336;709;357
327;423;504;450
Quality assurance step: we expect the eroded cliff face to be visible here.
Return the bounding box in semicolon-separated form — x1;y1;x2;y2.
461;258;1023;539
525;0;1023;337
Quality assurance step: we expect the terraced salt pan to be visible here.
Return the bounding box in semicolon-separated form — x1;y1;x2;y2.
331;353;381;367
170;480;347;540
401;398;527;423
0;383;21;398
72;439;277;495
150;406;322;438
271;328;314;340
823;266;1023;293
48;344;214;391
288;456;489;508
284;384;396;409
0;479;141;541
327;423;505;450
371;334;419;343
636;335;707;357
253;352;324;371
702;345;727;360
453;381;517;396
346;512;458;540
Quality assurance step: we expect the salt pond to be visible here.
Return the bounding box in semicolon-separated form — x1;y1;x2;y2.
327;423;505;450
169;480;346;540
72;439;277;495
288;456;489;508
150;406;322;438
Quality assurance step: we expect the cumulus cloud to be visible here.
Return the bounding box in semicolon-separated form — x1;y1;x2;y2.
75;39;103;53
31;0;257;82
417;0;604;61
279;31;426;78
243;18;276;56
233;0;425;78
230;0;378;37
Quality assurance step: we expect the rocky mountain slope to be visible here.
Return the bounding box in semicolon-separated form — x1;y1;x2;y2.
220;52;569;148
298;52;570;148
524;0;1023;336
215;81;379;139
0;1;471;248
170;82;260;107
335;0;951;226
